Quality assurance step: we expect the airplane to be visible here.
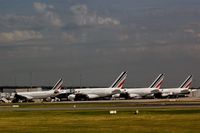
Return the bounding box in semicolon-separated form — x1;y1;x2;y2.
68;71;127;101
157;75;192;98
113;74;164;99
12;78;63;102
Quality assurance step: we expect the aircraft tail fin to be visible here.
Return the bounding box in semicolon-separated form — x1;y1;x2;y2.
149;74;164;89
179;75;192;89
110;71;127;88
52;78;63;93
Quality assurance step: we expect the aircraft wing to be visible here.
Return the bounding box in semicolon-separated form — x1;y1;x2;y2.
87;94;100;99
151;89;160;94
111;89;121;94
129;93;141;98
18;94;33;100
180;89;190;94
68;93;100;101
191;89;197;92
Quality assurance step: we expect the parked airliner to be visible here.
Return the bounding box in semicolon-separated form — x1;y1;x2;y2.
113;74;164;99
68;71;127;101
158;75;192;98
13;78;63;102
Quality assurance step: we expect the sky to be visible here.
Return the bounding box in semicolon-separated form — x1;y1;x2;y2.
0;0;200;87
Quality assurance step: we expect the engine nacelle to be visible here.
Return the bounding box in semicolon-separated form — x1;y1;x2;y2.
161;91;175;97
68;94;76;101
129;94;141;99
112;94;120;98
87;94;99;99
161;93;170;97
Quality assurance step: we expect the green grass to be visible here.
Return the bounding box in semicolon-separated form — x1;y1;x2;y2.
0;108;200;133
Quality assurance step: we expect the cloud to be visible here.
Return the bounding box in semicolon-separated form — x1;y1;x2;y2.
62;32;76;44
33;2;54;13
0;45;52;59
93;40;200;62
61;32;88;44
183;23;200;40
70;4;120;26
185;45;200;58
118;34;129;41
0;2;63;30
44;11;63;28
0;14;34;30
184;28;195;34
33;2;63;28
0;30;42;43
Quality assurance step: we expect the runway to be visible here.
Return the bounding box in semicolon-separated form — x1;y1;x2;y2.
58;97;200;103
1;98;200;111
7;105;200;111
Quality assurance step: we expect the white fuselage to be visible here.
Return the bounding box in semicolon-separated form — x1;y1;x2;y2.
123;88;158;98
17;90;56;100
159;88;189;96
73;87;121;99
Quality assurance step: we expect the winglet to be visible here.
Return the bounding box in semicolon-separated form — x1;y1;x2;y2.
149;74;164;89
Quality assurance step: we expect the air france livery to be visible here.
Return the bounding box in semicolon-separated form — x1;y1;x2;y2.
159;75;192;98
13;78;63;102
68;71;127;101
115;74;164;99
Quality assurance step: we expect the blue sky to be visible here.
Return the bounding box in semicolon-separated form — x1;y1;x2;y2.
0;0;200;87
